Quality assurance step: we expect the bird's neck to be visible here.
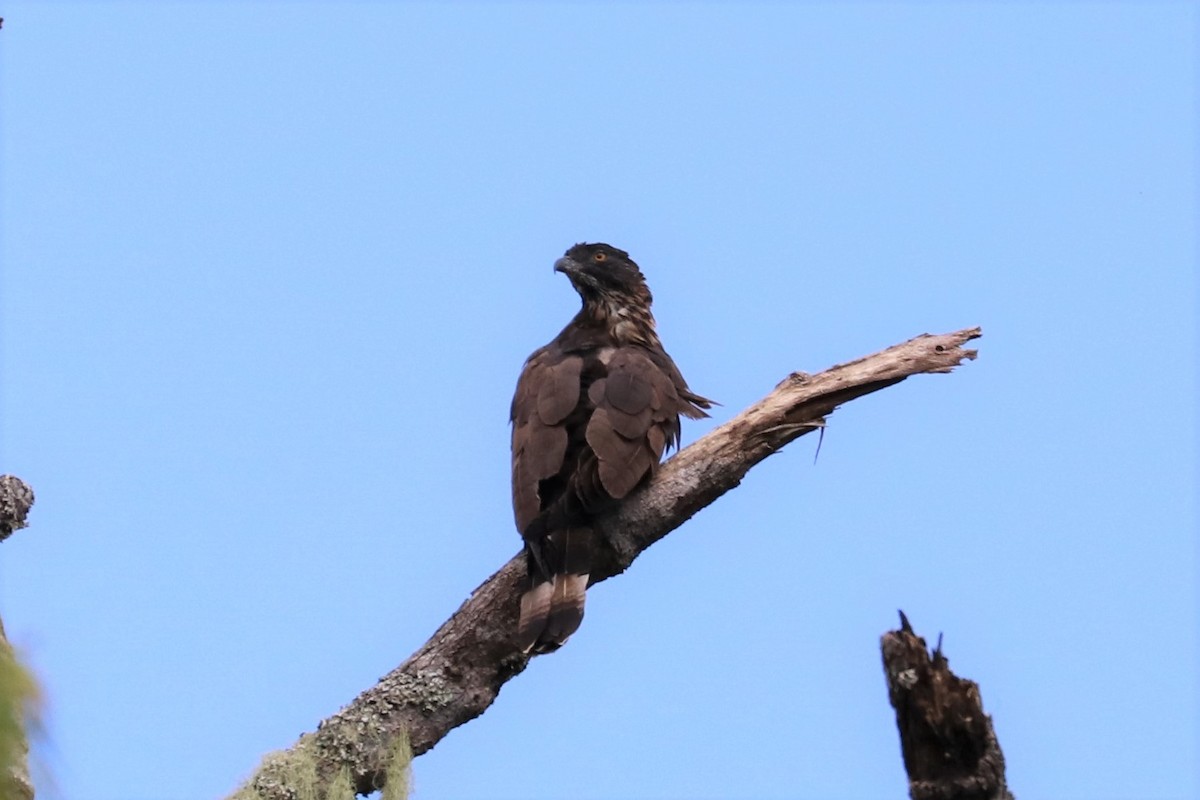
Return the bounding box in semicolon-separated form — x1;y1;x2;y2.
579;294;660;348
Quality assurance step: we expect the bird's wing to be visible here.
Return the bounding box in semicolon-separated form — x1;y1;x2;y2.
585;347;689;499
510;348;582;534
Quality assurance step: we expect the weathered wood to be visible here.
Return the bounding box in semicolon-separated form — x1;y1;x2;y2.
881;611;1013;800
0;475;35;543
235;327;982;799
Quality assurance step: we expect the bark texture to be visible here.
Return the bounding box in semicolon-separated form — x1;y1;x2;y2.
881;612;1013;800
0;476;35;544
235;327;982;800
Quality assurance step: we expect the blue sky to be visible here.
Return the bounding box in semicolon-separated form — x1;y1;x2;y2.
1;2;1195;799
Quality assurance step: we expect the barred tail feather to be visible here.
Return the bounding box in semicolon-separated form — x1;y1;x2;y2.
517;576;553;653
544;571;587;645
517;528;592;653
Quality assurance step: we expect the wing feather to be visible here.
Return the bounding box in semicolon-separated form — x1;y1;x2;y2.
597;443;653;497
583;349;667;498
510;349;580;533
604;355;654;414
536;355;582;425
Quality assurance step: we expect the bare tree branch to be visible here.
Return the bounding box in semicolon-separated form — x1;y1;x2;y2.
881;611;1013;800
234;327;982;799
0;475;35;544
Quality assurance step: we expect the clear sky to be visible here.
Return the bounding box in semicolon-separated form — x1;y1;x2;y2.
1;3;1196;799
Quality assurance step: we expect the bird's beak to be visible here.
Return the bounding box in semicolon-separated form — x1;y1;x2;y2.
554;256;581;275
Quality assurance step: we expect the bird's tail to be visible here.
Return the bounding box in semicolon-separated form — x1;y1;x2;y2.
517;527;592;654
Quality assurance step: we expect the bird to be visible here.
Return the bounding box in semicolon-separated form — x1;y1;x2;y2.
510;243;712;653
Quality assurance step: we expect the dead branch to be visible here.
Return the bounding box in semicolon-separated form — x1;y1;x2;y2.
881;611;1013;800
234;327;982;799
0;476;35;544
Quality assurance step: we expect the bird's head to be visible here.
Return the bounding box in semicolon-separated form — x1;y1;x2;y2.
554;242;653;311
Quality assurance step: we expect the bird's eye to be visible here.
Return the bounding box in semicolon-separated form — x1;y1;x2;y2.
593;252;607;263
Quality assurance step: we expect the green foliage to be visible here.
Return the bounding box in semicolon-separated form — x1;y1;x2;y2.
323;767;353;800
381;730;412;800
0;636;41;797
230;743;320;800
231;729;411;800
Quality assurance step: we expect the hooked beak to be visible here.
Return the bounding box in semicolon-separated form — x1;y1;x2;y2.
554;256;582;275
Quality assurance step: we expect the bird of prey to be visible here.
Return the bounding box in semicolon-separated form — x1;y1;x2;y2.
510;243;712;653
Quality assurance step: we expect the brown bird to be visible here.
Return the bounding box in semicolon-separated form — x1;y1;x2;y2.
510;243;712;653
